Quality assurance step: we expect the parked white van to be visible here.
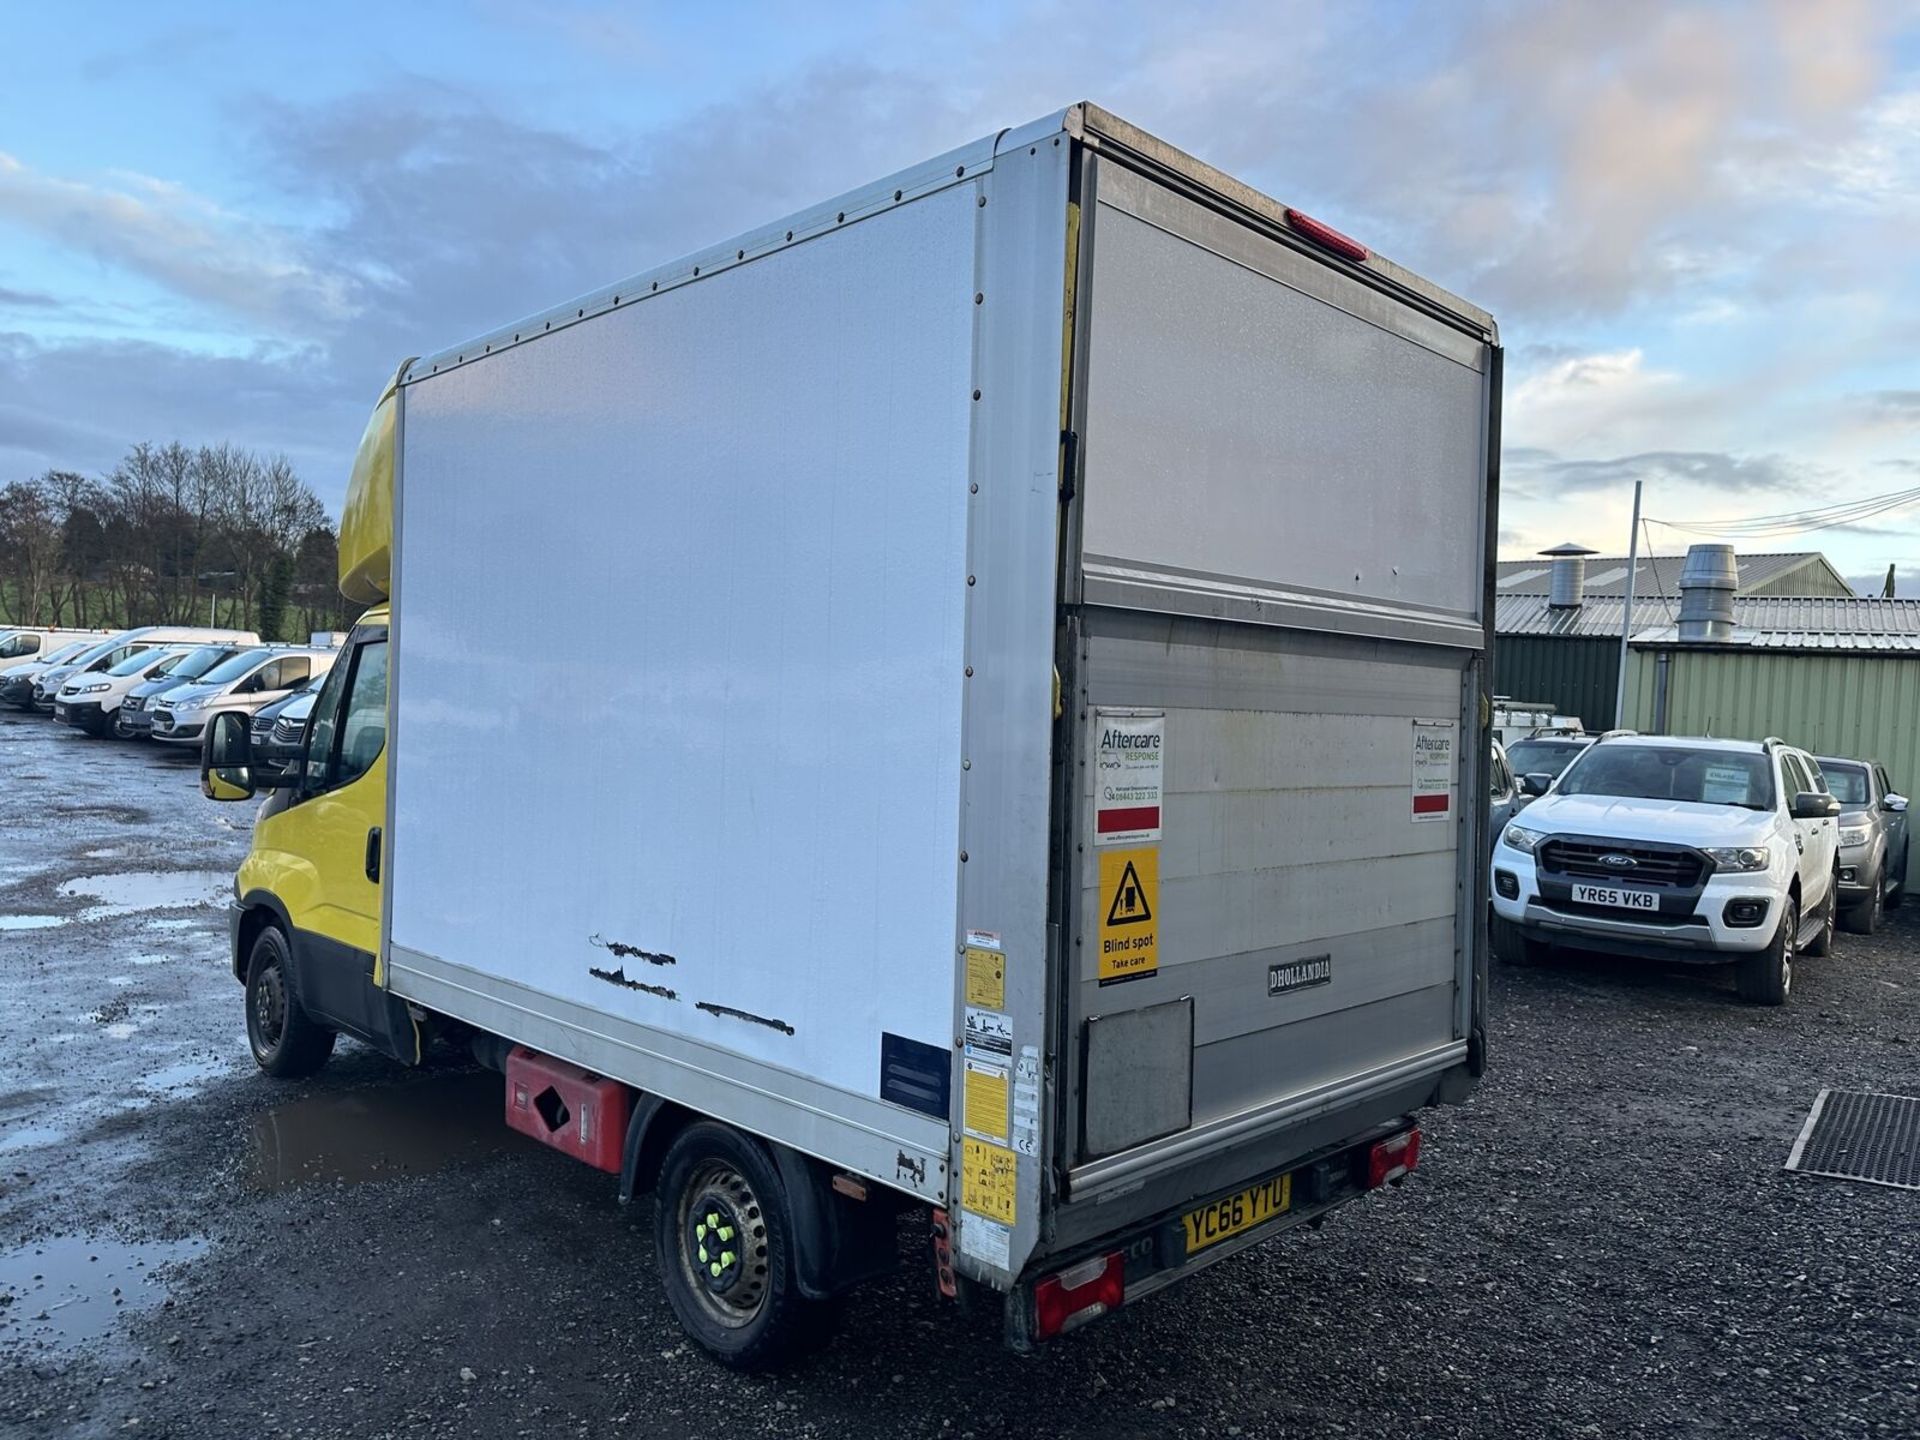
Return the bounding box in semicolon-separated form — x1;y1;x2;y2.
0;627;116;677
151;647;338;746
12;627;259;712
0;637;105;703
54;644;199;737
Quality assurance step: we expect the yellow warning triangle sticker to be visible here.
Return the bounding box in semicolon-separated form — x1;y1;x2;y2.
1105;858;1153;926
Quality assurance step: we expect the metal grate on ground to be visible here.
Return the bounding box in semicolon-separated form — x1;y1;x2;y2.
1784;1089;1920;1191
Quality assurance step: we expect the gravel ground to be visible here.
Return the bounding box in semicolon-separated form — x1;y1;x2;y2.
2;709;1917;1439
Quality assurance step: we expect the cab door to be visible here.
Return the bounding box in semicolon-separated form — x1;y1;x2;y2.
1784;752;1835;905
1876;764;1908;876
275;624;396;1045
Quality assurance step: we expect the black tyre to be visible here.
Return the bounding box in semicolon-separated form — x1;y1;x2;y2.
1805;874;1837;957
1888;847;1908;910
1491;916;1548;966
244;925;336;1077
1842;867;1883;935
1735;895;1796;1005
653;1122;830;1370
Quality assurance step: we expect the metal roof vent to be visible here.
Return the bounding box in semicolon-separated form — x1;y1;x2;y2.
1678;543;1738;642
1541;542;1598;610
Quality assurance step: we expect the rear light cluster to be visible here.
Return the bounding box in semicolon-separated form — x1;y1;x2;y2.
1033;1251;1124;1339
1366;1128;1422;1189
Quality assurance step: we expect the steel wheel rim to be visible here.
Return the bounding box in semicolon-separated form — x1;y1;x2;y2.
253;962;288;1051
675;1159;771;1329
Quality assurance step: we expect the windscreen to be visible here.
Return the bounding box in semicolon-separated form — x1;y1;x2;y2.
108;648;170;678
198;649;268;686
1823;764;1870;806
1506;738;1590;777
1559;745;1774;811
38;641;92;666
66;638;126;669
167;645;237;681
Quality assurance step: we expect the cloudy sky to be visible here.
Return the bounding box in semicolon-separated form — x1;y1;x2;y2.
3;2;1917;590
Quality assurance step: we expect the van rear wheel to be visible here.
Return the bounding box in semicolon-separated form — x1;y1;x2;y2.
654;1121;829;1370
244;924;336;1077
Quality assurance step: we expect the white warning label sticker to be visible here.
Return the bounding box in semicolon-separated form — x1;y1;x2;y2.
1094;710;1164;846
1412;720;1456;824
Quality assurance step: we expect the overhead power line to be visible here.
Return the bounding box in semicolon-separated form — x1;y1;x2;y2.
1648;482;1920;540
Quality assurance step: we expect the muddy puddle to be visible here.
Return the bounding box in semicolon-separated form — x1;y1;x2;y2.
56;870;231;923
246;1069;538;1191
0;914;65;931
0;1232;205;1349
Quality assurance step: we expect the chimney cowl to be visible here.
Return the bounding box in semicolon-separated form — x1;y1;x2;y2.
1678;543;1737;642
1540;541;1598;610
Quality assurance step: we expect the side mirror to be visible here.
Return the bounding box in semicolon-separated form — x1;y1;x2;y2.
201;711;296;799
1884;793;1908;814
1520;772;1553;798
1791;791;1841;820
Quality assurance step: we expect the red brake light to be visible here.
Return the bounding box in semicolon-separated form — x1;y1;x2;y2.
1366;1128;1422;1189
1284;207;1369;263
1033;1251;1125;1339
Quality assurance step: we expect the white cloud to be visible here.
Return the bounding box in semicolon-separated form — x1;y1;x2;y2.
0;151;359;334
1507;349;1685;454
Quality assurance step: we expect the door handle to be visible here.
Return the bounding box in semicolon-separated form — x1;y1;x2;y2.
365;826;383;883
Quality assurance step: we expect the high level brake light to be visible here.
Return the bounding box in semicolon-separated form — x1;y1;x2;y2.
1284;207;1369;263
1033;1251;1125;1339
1366;1127;1422;1189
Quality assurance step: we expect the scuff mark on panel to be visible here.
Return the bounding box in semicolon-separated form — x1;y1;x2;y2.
588;966;677;1001
896;1150;927;1186
695;1001;794;1035
589;933;676;966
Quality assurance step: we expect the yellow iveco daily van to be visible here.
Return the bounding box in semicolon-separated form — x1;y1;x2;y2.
206;368;417;1075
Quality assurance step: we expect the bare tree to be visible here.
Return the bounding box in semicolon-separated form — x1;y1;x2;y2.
1;443;339;634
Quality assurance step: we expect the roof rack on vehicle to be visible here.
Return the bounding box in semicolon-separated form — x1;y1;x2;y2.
1596;728;1639;741
1761;735;1786;751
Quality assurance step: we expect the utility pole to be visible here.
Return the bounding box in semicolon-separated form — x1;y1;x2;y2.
1614;480;1643;729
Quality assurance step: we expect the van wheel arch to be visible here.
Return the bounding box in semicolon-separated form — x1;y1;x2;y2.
234;901;284;984
619;1101;900;1303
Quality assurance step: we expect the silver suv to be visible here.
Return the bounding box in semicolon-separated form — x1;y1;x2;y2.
1814;755;1909;934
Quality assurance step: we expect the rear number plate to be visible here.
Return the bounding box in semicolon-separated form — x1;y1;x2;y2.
1572;882;1659;910
1183;1173;1291;1255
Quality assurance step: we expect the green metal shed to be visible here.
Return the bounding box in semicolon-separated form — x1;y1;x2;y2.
1622;596;1920;886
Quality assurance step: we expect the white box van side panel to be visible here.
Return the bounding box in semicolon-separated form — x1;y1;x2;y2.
389;184;980;1175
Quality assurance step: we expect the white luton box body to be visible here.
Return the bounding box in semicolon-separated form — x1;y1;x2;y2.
381;104;1499;1311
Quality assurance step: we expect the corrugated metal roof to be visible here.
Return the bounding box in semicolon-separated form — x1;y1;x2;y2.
1495;551;1833;598
1497;595;1644;637
1500;593;1920;651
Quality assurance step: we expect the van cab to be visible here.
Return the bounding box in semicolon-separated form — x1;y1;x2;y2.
0;638;105;705
10;626;259;712
151;646;338;746
55;645;197;737
0;627;116;677
118;643;254;738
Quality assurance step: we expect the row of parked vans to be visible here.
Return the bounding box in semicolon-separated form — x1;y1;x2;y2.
0;624;341;758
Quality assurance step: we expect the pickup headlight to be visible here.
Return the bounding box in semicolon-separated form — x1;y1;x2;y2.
1502;823;1545;854
1837;825;1870;847
1705;846;1771;872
